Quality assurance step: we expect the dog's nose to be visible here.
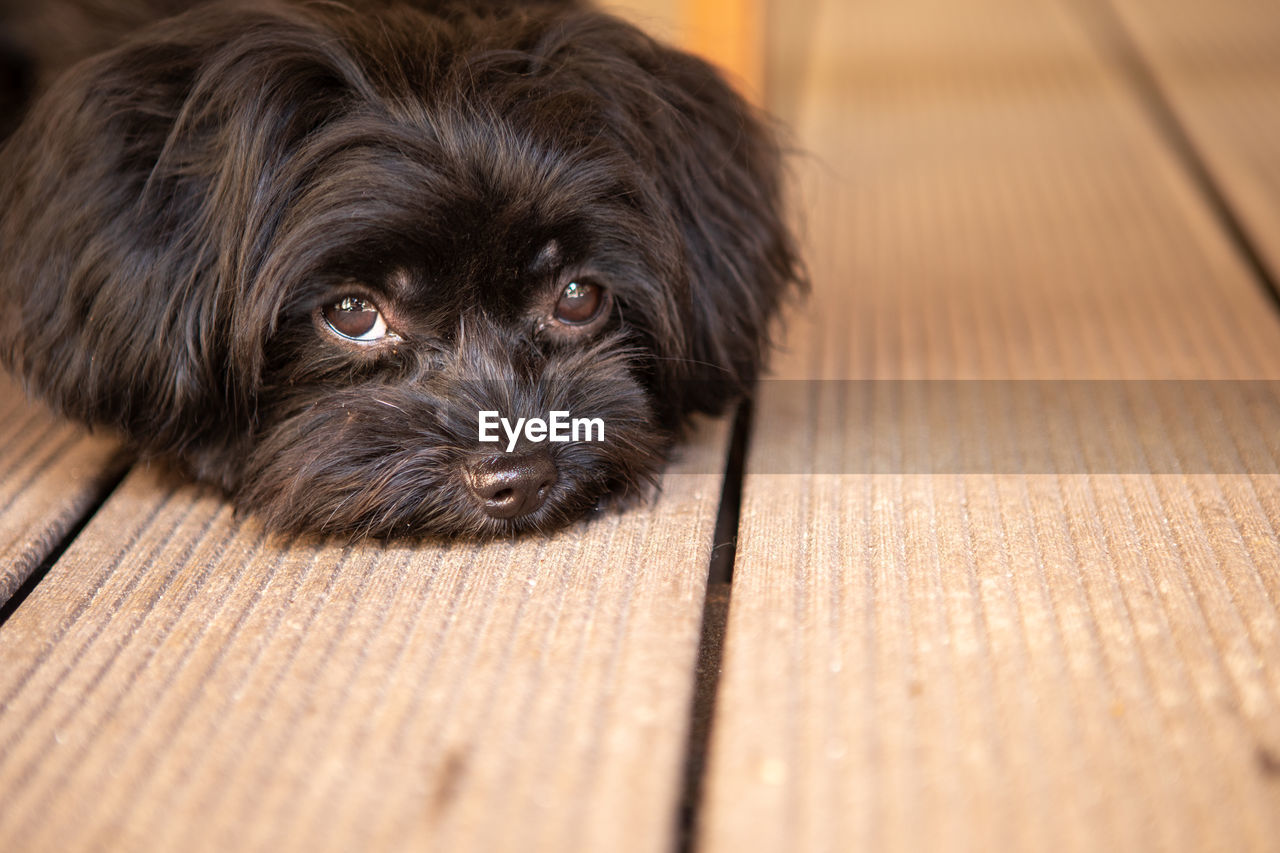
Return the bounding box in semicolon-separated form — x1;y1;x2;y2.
466;452;557;519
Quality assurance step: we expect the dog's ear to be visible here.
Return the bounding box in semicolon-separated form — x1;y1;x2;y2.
554;16;805;416
0;5;363;461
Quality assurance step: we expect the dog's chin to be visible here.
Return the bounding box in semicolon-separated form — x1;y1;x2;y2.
232;333;670;540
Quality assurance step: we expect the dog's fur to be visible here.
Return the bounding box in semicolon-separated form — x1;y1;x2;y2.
0;0;801;538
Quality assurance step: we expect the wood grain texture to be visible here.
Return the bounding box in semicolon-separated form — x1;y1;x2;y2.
701;0;1280;849
0;376;127;606
1103;0;1280;281
0;417;727;853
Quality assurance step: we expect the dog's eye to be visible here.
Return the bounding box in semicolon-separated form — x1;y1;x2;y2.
553;280;607;325
323;296;389;342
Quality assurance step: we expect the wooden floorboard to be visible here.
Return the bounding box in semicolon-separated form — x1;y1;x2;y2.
700;0;1280;849
0;417;727;852
0;376;126;607
1103;0;1280;286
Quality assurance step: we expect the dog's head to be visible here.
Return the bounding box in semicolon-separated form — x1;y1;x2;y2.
0;0;801;538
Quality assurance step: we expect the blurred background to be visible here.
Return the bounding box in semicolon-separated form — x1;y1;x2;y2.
609;0;1280;383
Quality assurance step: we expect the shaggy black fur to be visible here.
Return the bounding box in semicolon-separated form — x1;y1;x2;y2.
0;0;801;538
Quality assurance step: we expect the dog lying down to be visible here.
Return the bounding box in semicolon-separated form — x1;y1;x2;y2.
0;0;802;539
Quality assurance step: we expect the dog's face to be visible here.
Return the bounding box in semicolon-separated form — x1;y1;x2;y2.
0;0;800;538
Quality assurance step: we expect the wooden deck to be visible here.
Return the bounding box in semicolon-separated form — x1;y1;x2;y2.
2;0;1280;850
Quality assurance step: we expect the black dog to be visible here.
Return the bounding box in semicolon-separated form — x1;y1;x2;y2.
0;0;801;538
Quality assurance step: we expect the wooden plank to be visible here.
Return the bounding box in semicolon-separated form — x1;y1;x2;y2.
0;375;126;606
0;416;727;852
1102;0;1280;282
700;0;1280;850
